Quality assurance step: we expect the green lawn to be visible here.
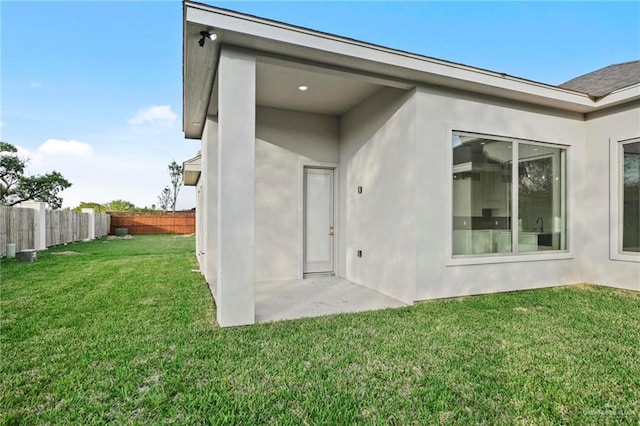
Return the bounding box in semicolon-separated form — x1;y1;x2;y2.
1;235;639;424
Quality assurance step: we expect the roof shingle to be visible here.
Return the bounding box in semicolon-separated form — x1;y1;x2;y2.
559;60;640;98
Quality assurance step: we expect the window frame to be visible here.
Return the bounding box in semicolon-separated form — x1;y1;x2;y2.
447;129;572;266
610;137;640;262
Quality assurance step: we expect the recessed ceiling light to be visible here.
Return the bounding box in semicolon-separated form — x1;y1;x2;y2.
298;85;308;91
193;122;201;126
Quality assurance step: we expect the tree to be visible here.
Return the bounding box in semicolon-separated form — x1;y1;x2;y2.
72;202;108;213
0;141;71;209
75;200;161;213
518;157;553;195
105;199;136;212
624;150;639;186
168;160;183;212
157;186;172;212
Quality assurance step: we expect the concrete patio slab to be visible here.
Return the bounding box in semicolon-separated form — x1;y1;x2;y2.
255;276;408;323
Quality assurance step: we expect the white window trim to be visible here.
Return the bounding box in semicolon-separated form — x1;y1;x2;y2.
446;126;574;266
610;137;640;262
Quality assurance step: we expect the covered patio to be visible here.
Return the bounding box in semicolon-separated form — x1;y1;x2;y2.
255;276;407;323
184;7;417;327
204;276;408;325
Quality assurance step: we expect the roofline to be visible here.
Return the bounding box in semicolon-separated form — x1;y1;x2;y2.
183;1;639;138
186;1;586;96
183;154;201;186
183;154;201;165
559;60;640;96
593;82;640;104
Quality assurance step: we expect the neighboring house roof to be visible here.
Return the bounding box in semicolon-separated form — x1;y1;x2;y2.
183;154;201;186
559;60;640;98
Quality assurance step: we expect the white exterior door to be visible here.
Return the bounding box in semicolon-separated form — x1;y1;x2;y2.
303;167;334;274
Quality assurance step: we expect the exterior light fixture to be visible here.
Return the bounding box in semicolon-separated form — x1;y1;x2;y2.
298;85;308;91
198;30;217;47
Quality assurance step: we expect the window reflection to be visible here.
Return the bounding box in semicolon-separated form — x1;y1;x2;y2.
518;144;566;252
622;141;640;253
452;135;512;255
452;132;567;256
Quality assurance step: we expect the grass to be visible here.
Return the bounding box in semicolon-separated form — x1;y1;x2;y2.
1;235;639;425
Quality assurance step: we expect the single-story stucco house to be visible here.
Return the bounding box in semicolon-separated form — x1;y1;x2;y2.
181;1;640;327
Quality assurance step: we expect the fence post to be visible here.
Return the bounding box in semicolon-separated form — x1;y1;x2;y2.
81;208;96;240
18;201;47;251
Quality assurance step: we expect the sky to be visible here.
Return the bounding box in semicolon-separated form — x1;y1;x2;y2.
1;1;639;210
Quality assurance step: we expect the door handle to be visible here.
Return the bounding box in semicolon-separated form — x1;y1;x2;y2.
329;226;334;236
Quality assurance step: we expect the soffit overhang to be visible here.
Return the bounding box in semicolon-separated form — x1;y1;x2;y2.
183;155;201;186
183;1;640;139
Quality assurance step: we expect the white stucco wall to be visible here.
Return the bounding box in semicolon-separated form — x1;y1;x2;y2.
195;179;204;269
414;86;587;300
340;87;417;303
200;117;218;289
216;47;257;326
255;106;339;282
582;102;640;290
197;71;636;318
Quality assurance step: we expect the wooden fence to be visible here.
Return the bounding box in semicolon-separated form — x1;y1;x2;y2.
0;206;35;255
45;210;90;247
109;211;195;235
95;214;110;238
0;205;110;257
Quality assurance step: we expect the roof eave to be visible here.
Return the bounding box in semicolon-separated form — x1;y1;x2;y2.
182;154;201;186
183;170;201;186
183;1;635;139
592;83;640;107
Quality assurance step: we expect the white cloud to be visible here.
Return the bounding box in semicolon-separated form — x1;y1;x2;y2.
15;128;199;211
51;150;196;211
16;139;93;169
38;139;93;158
14;144;31;158
29;81;42;89
128;105;177;127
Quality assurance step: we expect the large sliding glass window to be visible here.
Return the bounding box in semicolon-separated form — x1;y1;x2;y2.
452;134;512;255
622;140;640;253
518;144;567;252
452;132;567;257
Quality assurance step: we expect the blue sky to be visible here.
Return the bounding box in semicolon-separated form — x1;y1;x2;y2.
1;1;638;209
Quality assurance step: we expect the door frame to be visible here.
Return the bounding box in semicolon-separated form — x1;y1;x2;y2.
298;160;339;279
